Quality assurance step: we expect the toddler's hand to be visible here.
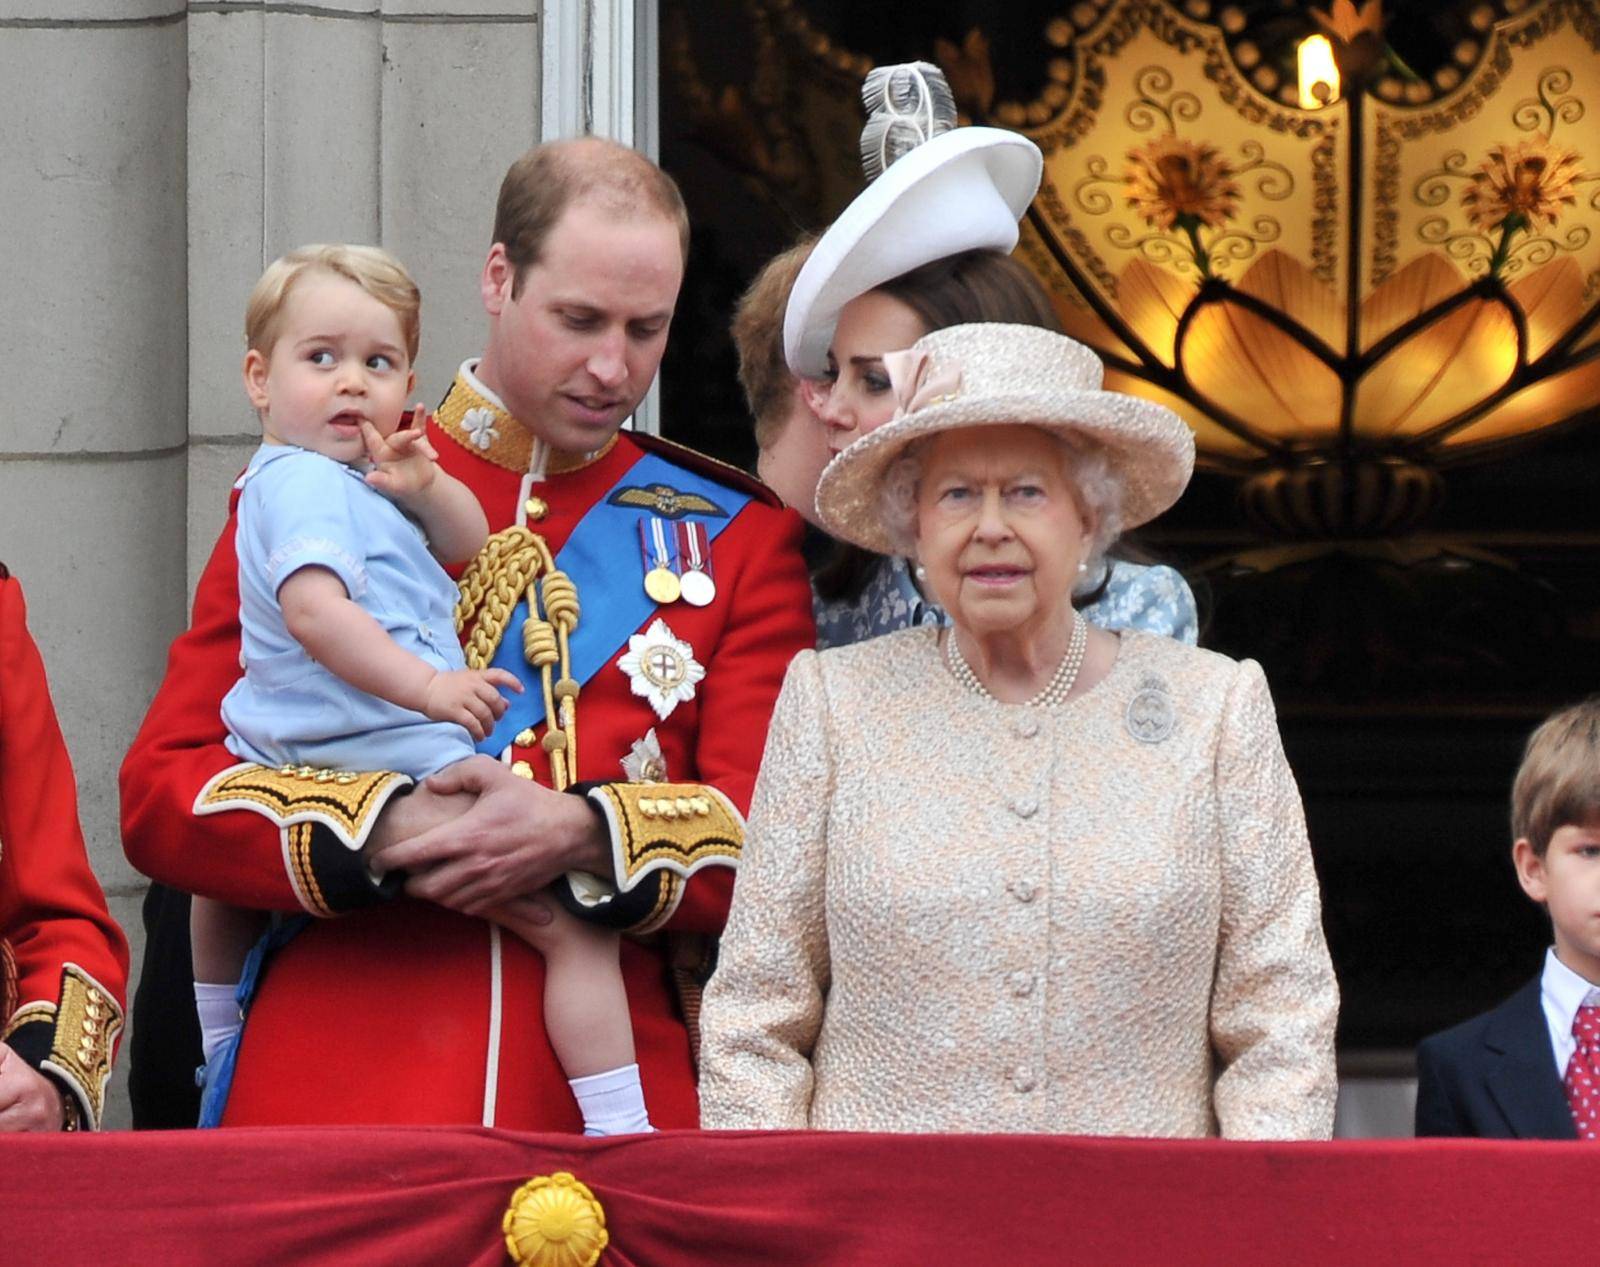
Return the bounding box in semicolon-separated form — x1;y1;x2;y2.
421;667;523;740
364;407;438;501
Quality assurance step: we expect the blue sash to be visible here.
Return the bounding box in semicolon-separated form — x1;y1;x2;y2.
480;451;751;754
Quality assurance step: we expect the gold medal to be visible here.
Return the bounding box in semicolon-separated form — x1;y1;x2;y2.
644;566;681;604
639;516;683;605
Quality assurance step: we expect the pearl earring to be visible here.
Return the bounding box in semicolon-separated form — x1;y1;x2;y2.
914;563;927;582
1076;560;1088;575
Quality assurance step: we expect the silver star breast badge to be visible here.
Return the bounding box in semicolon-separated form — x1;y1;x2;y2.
618;618;706;721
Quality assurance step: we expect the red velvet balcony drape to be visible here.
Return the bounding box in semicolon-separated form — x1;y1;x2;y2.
4;1128;1594;1265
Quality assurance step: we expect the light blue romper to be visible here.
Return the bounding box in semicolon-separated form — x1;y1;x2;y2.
221;444;475;780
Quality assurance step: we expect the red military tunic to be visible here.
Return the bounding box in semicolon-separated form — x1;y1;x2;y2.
1;568;130;1129
120;365;815;1129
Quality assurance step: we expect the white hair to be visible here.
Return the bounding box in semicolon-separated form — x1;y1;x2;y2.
878;427;1125;592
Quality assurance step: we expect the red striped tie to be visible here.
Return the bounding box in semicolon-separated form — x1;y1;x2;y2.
1563;1003;1600;1140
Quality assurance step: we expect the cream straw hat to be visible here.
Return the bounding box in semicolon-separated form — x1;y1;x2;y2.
814;323;1197;555
783;62;1042;378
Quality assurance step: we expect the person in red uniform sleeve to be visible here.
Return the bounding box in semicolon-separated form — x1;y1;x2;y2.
120;137;815;1129
1;564;130;1131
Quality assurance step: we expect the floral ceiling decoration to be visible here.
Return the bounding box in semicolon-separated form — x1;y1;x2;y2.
670;0;1600;538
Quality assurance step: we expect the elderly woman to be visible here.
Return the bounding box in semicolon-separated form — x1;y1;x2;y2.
698;323;1338;1138
806;250;1197;648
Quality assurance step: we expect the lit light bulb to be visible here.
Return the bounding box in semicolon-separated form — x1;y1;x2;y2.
1297;35;1341;109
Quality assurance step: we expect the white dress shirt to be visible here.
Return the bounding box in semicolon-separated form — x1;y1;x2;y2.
1540;947;1600;1077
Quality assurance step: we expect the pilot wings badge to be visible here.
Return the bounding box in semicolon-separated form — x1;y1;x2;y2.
607;483;729;520
618;619;706;720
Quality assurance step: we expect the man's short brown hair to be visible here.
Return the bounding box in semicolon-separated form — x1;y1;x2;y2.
246;244;421;362
1511;695;1600;856
732;235;817;449
493;137;690;296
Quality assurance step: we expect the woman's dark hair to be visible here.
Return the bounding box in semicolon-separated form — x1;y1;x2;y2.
877;249;1064;334
814;249;1071;604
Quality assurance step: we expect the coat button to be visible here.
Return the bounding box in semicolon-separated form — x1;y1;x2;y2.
1008;879;1037;904
1010;796;1039;819
1015;716;1040;739
525;497;548;521
1009;971;1035;997
1012;1066;1036;1092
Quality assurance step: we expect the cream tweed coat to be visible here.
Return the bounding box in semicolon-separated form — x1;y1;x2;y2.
698;628;1338;1137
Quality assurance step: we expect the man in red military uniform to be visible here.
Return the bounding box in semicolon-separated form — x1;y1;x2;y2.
120;139;814;1129
1;565;130;1131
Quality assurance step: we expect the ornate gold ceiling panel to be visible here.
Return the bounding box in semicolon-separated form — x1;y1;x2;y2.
1008;1;1600;493
672;0;1600;533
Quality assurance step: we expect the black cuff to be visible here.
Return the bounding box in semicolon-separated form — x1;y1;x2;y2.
4;1017;52;1071
555;782;664;929
554;869;668;929
306;823;403;915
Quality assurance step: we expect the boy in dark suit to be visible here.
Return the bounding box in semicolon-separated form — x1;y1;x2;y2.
1415;696;1600;1139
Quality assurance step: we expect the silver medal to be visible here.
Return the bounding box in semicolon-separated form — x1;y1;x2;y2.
680;569;716;607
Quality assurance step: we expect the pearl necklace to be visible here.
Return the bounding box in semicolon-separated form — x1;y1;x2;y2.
945;615;1088;708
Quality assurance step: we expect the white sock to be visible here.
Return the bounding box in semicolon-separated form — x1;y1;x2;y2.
569;1063;653;1137
194;981;243;1072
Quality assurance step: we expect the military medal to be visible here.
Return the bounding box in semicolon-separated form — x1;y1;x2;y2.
618;619;706;720
678;521;716;607
621;728;669;782
640;517;681;605
645;567;680;604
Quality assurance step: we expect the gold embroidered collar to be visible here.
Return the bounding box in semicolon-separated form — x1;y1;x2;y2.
435;365;617;475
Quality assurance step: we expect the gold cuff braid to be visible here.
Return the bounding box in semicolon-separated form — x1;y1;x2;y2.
40;965;123;1130
194;762;412;851
587;782;744;896
2;999;54;1040
1;937;16;1024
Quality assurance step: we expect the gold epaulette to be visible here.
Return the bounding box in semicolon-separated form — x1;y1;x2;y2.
586;781;744;896
194;762;412;851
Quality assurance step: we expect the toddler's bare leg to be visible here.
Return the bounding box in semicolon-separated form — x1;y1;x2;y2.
507;899;635;1077
189;896;269;1078
489;894;652;1134
190;896;268;985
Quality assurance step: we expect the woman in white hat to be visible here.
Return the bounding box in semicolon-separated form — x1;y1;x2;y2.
777;63;1197;650
698;322;1338;1138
